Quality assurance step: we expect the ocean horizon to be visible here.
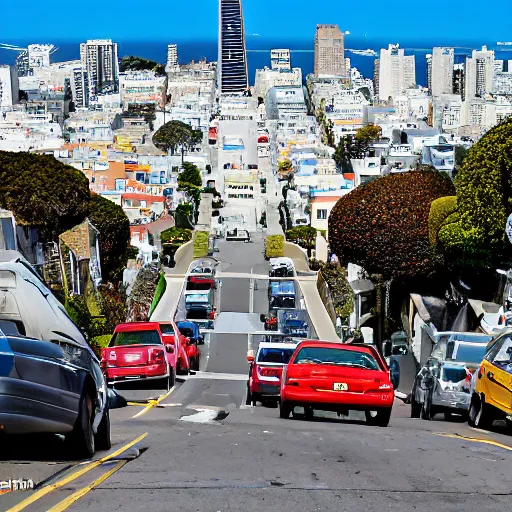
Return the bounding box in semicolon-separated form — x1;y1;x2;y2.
2;37;511;87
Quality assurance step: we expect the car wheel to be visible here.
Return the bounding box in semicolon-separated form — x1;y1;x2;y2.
471;395;493;429
66;392;95;459
169;368;176;388
279;401;292;419
191;357;200;372
421;392;434;420
246;388;252;406
304;406;314;420
410;394;421;418
95;404;111;451
365;408;392;427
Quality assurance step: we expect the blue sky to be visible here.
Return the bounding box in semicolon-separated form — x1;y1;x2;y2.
0;0;509;43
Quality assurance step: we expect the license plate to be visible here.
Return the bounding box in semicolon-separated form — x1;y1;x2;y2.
125;354;141;362
334;383;348;391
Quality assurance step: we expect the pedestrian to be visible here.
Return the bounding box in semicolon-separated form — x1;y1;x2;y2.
209;307;217;320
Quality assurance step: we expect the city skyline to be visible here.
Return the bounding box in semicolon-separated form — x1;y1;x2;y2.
1;0;510;43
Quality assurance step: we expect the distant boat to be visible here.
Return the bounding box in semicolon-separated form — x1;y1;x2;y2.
497;42;512;46
347;48;377;57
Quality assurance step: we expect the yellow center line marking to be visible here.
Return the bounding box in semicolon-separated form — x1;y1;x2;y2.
132;385;176;418
433;432;512;452
7;432;148;512
47;460;127;512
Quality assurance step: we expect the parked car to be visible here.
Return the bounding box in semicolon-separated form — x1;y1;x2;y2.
278;310;309;338
176;321;204;372
158;321;191;375
246;341;298;406
269;280;296;309
410;337;489;420
280;341;395;426
101;323;175;390
0;251;111;458
226;228;251;242
184;290;214;319
468;331;512;429
187;261;216;290
269;257;295;278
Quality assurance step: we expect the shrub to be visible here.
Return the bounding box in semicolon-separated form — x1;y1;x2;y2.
320;262;354;321
265;235;284;258
428;196;457;248
160;227;192;245
329;168;455;279
176;203;194;216
193;231;209;258
286;226;317;250
149;273;166;317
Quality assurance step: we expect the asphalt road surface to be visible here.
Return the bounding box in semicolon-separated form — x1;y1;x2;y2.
2;236;512;512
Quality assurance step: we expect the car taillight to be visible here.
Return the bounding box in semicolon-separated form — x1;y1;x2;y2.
258;367;280;377
149;348;165;365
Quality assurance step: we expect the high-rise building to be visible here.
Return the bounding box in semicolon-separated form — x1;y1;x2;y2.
493;59;512;95
218;0;249;94
373;59;380;99
465;46;494;98
431;47;454;97
166;44;179;71
453;63;465;98
378;44;416;102
426;54;432;92
314;24;345;78
0;65;19;107
270;49;291;70
72;67;89;108
80;39;119;96
15;51;29;77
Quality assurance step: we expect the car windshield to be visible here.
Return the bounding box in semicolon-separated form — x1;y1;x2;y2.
110;330;161;347
186;294;209;302
442;366;468;383
257;347;295;364
492;337;512;371
452;343;486;363
294;347;380;370
192;267;212;274
159;324;175;335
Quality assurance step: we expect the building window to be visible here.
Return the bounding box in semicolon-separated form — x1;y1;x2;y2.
317;209;328;220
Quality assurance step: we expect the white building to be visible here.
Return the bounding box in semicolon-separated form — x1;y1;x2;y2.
166;44;179;72
378;44;416;102
431;47;454;97
254;67;302;99
28;44;53;69
80;39;119;96
0;65;19;108
461;97;497;134
271;49;291;71
119;71;166;108
465;46;494;99
351;157;382;186
493;60;512;94
432;94;463;132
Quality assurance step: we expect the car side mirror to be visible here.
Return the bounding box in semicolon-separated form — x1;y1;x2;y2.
165;344;174;354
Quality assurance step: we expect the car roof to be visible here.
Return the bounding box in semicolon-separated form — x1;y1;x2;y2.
184;290;211;295
0;250;25;264
257;342;298;350
115;322;162;332
295;341;378;353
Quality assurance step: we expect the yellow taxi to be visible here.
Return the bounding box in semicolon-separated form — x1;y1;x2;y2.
469;331;512;430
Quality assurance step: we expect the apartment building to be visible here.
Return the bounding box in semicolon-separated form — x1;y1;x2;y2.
314;24;345;78
378;45;416;102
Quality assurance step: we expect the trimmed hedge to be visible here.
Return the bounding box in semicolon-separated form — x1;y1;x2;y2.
328;168;455;279
265;235;284;258
161;227;192;245
193;231;209;258
428;196;457;247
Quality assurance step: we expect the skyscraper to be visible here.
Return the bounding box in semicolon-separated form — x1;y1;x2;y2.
314;24;345;78
378;45;415;102
80;39;119;97
426;54;432;92
72;67;89;108
453;63;465;98
218;0;249;94
464;46;494;98
431;47;454;97
166;44;179;71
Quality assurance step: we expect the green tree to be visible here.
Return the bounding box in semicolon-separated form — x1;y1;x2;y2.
285;226;317;253
355;124;382;147
153;121;201;161
88;194;131;283
120;55;163;73
160;227;192;244
329;168;455;279
178;162;202;187
433;119;512;268
0;151;90;240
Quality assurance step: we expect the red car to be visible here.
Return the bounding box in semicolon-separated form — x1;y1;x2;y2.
101;323;176;390
246;341;298;406
158;321;191;375
280;341;395;427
